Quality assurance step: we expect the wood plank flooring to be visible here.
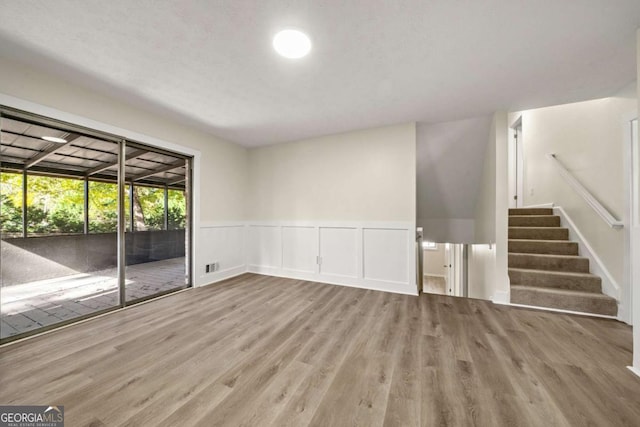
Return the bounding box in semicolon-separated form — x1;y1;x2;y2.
0;273;638;426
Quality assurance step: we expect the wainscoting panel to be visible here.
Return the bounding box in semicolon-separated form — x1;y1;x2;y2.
198;223;247;286
249;225;282;269
363;228;409;284
319;227;359;279
245;221;417;295
282;226;318;274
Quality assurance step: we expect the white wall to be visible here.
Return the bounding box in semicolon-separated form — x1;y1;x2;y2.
0;58;419;296
514;94;636;291
423;244;446;276
247;123;416;222
468;244;495;300
246;123;418;294
469;112;509;302
416;117;492;242
0;58;249;286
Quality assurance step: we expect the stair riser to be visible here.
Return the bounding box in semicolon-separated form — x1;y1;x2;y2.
509;240;579;255
508;254;589;273
509;216;561;227
509;228;568;240
509;270;601;292
509;208;553;215
510;288;617;316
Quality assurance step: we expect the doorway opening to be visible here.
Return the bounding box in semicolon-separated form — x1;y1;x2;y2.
422;241;467;297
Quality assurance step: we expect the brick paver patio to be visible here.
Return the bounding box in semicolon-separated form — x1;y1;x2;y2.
1;257;187;339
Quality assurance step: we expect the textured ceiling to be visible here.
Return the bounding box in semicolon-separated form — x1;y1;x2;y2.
0;1;638;147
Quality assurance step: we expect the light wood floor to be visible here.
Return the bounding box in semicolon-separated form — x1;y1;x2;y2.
1;273;638;426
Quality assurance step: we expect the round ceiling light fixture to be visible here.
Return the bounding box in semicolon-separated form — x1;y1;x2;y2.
42;136;67;143
273;29;311;59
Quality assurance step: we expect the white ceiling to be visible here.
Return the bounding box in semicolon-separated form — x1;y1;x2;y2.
0;1;638;147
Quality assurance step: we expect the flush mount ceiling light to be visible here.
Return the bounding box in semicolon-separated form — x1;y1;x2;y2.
273;29;311;59
42;136;68;143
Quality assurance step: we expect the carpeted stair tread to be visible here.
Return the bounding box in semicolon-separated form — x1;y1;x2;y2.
508;239;579;255
508;226;569;240
508;268;601;292
509;208;553;215
508;253;590;273
509;215;561;227
510;285;617;316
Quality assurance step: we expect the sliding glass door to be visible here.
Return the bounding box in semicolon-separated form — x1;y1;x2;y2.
123;143;190;303
0;108;192;343
0;114;122;340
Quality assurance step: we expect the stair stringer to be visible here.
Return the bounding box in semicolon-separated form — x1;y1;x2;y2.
552;205;620;302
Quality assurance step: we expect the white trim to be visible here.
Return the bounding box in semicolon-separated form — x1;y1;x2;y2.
553;206;621;301
508;302;618;319
424;274;446;278
627;366;640;379
0;92;202;289
200;265;248;286
492;290;510;305
246;220;411;229
547;153;624;229
622;111;637;325
248;270;418;296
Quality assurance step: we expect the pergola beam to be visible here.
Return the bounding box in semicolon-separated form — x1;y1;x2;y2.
25;134;81;169
130;160;185;182
166;176;186;186
85;149;149;176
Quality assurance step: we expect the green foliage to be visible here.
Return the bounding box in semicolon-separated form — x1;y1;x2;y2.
0;171;186;236
134;186;164;230
27;175;84;235
168;189;186;229
0;194;22;233
89;181;119;233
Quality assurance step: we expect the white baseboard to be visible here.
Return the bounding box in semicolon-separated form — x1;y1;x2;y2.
492;290;510;305
553;206;621;302
198;265;248;287
627;366;640;379
248;266;418;296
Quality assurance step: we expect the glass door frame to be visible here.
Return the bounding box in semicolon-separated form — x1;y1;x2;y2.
0;107;193;344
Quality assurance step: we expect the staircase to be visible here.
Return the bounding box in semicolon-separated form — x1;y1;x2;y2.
508;208;617;316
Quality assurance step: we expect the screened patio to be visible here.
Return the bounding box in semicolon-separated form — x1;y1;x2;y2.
0;109;191;342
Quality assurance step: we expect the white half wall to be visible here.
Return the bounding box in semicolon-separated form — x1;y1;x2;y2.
245;122;418;295
247;221;416;295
